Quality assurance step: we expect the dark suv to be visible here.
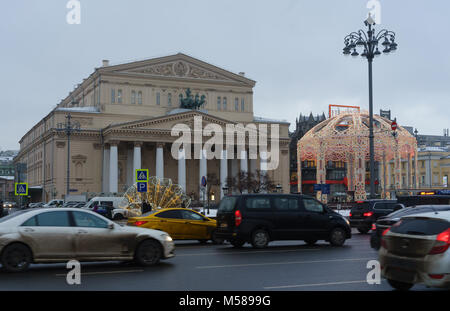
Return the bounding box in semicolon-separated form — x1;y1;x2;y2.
349;200;402;234
215;194;351;248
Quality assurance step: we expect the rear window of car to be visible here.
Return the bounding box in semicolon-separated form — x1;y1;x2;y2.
390;218;450;236
218;196;238;212
155;210;182;219
0;210;33;223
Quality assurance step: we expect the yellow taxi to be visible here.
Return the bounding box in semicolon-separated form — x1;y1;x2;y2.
127;208;223;244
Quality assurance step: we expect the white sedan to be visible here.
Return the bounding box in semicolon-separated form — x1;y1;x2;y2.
0;208;175;272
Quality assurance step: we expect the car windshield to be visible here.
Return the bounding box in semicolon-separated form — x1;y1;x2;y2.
0;210;33;223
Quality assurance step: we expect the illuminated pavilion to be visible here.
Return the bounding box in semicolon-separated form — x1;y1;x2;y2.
297;111;419;202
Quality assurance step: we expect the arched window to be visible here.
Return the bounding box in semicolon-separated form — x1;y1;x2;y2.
117;89;123;104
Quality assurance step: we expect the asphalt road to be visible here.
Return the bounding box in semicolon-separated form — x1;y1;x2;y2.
0;230;446;291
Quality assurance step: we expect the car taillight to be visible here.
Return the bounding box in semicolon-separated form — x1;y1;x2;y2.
349;212;352;217
429;228;450;255
235;210;242;227
134;221;148;227
363;212;374;217
371;223;376;230
381;227;390;249
429;274;444;280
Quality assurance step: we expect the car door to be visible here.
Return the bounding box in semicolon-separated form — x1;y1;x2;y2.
153;210;184;239
179;210;209;239
72;210;134;259
19;210;77;260
272;196;303;239
300;197;330;239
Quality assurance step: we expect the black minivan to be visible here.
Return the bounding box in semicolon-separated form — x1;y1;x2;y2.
215;194;351;248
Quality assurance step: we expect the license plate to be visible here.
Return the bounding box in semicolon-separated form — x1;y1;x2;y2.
388;267;416;283
220;223;228;228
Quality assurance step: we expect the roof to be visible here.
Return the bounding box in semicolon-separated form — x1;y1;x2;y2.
402;210;450;221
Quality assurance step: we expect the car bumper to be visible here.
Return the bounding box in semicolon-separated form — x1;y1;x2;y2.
162;240;175;259
380;249;450;288
349;218;372;228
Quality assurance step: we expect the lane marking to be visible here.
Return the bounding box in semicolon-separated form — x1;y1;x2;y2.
177;248;320;256
55;269;144;277
196;257;375;269
264;280;368;289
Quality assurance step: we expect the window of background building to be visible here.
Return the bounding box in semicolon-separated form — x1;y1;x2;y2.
131;90;136;104
111;89;115;104
138;91;142;105
117;89;122;104
156;92;160;105
168;93;172;107
241;98;245;112
223;97;227;111
235;98;239;111
217;96;221;110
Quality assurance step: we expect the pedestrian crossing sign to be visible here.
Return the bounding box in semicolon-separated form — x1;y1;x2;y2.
135;169;149;182
15;183;28;196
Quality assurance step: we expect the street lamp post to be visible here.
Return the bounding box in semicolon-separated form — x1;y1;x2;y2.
56;113;81;197
343;15;397;199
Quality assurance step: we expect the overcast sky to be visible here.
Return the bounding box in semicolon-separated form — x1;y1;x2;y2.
1;0;449;150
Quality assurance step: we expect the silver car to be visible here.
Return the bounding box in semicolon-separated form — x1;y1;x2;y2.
379;210;450;290
0;208;175;272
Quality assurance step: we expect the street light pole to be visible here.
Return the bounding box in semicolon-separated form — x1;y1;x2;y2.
56;113;80;198
343;15;397;199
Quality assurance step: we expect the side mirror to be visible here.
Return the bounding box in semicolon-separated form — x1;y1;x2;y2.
108;223;115;229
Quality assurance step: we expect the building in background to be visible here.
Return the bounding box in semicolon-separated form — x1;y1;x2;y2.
14;54;290;202
0;151;18;201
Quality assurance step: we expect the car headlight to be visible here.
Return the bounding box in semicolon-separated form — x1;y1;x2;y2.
161;234;173;242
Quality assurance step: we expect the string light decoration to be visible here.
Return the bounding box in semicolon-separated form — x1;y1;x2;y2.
297;111;418;201
119;176;192;217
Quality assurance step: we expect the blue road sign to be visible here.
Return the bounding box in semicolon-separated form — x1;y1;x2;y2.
137;182;148;193
15;183;28;196
201;176;207;187
322;184;331;195
313;184;322;191
136;169;149;182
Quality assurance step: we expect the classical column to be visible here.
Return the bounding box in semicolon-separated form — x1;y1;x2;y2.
414;149;419;188
199;149;207;202
220;149;228;198
408;154;413;189
133;142;142;177
156;143;164;179
109;142;118;193
126;147;133;187
102;146;110;192
178;148;186;191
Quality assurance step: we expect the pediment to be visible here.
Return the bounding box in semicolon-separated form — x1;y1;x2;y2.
100;53;255;87
110;110;235;132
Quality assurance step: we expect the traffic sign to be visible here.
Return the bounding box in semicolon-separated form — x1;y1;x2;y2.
313;184;322;191
322;184;331;195
15;183;28;196
201;176;207;187
137;182;148;193
136;169;149;182
391;121;397;131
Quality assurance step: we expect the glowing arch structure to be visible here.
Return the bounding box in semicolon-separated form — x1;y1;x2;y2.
119;176;191;217
297;111;418;201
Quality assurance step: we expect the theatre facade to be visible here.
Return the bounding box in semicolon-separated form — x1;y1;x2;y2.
15;53;290;202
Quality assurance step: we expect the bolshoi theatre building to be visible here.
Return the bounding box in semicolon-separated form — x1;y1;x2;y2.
15;53;290;202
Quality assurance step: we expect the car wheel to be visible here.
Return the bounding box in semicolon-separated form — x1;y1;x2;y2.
251;229;270;249
304;239;318;246
329;227;346;247
211;230;224;245
357;226;371;234
1;243;32;272
134;240;162;266
387;279;413;291
230;239;245;248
